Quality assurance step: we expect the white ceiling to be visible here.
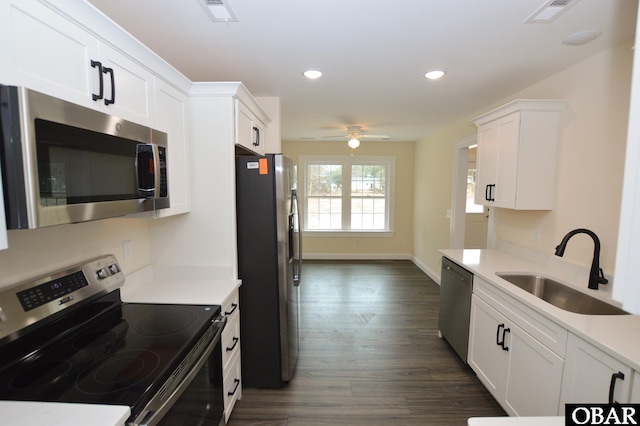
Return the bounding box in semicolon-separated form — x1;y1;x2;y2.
88;0;637;143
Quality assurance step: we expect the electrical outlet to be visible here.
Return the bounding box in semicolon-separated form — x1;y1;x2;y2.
533;227;541;241
123;240;133;259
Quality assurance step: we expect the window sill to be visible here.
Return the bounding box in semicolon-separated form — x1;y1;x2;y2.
302;230;395;238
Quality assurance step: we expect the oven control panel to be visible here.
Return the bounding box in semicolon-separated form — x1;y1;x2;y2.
16;271;89;312
0;255;124;342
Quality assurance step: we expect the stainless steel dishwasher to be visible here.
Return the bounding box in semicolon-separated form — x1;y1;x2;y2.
438;256;473;362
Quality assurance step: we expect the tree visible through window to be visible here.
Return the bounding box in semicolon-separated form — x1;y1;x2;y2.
303;156;393;232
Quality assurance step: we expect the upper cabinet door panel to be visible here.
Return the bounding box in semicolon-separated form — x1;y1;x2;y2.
98;42;155;126
7;1;98;106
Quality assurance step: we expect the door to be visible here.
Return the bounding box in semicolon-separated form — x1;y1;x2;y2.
276;154;300;382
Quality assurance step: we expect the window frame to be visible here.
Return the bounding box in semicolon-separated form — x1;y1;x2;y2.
300;155;395;237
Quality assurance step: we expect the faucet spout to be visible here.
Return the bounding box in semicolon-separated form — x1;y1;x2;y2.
554;228;608;290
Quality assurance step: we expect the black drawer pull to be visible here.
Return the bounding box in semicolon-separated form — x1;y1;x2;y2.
226;336;239;352
227;378;240;396
225;302;238;316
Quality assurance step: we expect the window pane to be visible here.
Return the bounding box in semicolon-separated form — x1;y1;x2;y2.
350;164;387;230
306;164;343;230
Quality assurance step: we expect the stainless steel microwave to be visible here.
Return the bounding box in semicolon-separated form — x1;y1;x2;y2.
0;85;169;229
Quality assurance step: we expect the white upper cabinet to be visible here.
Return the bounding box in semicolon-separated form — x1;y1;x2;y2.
473;99;565;210
2;1;154;126
154;79;191;217
236;99;268;155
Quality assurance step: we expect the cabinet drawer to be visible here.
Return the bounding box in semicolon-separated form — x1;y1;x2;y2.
474;276;567;356
223;351;242;423
221;290;240;320
222;313;240;371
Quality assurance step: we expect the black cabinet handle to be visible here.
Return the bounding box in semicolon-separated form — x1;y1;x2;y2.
485;184;491;202
227;378;240;396
608;371;625;404
91;60;104;101
496;323;510;351
496;324;505;346
226;336;239;352
225;303;238;316
500;327;510;351
252;126;260;146
103;67;115;105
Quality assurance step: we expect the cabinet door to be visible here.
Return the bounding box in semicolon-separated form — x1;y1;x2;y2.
6;1;98;106
154;79;190;217
504;324;563;416
492;112;520;209
236;101;266;155
560;333;632;408
630;371;640;403
468;295;509;401
98;42;155;125
475;123;498;206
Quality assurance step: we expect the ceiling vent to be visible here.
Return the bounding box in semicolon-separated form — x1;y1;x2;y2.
524;0;581;23
197;0;238;22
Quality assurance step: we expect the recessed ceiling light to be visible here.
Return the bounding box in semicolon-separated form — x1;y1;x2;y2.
562;30;603;46
303;70;323;79
425;70;446;80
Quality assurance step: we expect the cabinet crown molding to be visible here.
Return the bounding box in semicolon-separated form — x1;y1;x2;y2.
473;99;567;127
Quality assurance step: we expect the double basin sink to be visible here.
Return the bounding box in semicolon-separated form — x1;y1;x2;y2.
496;273;628;315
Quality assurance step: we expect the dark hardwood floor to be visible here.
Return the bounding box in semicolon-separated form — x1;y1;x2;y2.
228;260;505;426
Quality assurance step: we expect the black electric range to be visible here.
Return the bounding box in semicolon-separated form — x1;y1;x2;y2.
0;255;225;425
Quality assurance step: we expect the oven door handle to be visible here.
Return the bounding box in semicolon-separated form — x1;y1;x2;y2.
134;315;226;426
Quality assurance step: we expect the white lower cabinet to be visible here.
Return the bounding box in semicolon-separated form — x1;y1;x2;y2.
560;333;633;407
220;289;242;423
469;294;564;416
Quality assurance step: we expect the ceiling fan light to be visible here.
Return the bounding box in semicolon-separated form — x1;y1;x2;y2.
348;138;360;149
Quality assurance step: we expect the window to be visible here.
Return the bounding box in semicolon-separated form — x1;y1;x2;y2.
466;168;485;213
302;156;394;234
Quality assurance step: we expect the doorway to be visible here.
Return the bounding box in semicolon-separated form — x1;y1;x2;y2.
451;135;491;249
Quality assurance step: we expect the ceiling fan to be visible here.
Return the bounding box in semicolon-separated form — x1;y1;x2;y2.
322;126;390;149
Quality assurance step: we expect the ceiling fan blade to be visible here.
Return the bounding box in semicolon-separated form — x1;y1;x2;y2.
321;135;349;139
360;134;390;139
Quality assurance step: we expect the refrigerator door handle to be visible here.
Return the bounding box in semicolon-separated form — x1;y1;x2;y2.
291;189;302;287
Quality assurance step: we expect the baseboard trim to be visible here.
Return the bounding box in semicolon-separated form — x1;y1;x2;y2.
411;256;441;285
304;253;412;261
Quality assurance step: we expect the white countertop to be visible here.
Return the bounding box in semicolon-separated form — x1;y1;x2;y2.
440;249;640;371
119;265;241;305
0;401;130;426
468;417;564;426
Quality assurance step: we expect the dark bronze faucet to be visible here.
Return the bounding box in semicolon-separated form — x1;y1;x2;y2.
554;228;608;290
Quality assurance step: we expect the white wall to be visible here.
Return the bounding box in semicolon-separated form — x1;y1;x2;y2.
0;218;151;288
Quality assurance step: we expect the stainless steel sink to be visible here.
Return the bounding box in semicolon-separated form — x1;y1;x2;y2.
496;273;629;315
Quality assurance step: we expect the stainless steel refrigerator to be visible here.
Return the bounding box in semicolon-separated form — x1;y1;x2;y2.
235;153;302;388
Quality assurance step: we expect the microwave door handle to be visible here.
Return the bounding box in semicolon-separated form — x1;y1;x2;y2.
136;144;156;196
